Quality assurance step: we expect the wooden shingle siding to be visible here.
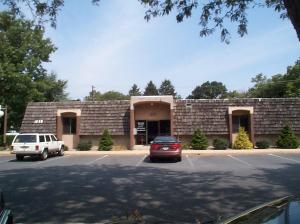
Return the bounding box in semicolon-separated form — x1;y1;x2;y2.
174;98;300;135
20;101;130;135
20;98;300;136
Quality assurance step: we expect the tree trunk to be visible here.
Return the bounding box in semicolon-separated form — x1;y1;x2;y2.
283;0;300;41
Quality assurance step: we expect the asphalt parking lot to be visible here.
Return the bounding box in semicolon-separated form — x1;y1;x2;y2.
1;153;300;223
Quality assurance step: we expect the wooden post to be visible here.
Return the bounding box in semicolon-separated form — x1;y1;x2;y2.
3;107;7;147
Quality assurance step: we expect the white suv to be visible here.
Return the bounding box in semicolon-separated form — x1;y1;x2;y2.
11;133;64;161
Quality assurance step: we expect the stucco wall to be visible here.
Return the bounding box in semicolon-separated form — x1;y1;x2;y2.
134;103;170;120
80;135;130;150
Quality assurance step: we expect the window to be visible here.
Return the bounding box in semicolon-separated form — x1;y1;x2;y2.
51;135;57;141
233;115;249;133
14;135;36;143
39;135;45;142
63;117;76;134
45;135;51;142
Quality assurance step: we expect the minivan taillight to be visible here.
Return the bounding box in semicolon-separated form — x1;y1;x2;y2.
170;143;181;150
35;145;39;151
150;144;160;150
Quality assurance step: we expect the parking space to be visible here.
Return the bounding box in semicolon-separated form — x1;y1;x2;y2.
0;152;300;223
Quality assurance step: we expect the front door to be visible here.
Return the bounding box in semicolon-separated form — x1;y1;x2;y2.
147;121;159;144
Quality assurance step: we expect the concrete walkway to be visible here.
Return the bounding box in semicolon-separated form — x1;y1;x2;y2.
1;148;299;156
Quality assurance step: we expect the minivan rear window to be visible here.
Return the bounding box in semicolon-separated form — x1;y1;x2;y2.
14;135;36;143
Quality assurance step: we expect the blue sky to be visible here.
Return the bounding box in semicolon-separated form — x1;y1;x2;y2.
43;0;300;99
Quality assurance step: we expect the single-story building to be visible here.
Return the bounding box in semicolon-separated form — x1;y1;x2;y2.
20;96;300;149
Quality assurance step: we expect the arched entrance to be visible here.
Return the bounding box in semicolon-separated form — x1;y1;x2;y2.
56;109;81;149
130;96;174;149
228;107;255;146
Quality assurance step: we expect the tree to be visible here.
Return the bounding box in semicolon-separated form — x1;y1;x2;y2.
128;84;141;96
144;81;159;96
225;90;247;99
190;129;208;150
276;125;300;149
85;90;129;101
0;11;67;129
99;129;113;151
187;81;227;99
1;1;299;42
248;60;300;98
158;79;177;96
233;127;253;149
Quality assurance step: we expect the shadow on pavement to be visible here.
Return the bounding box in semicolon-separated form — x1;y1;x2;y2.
0;162;300;223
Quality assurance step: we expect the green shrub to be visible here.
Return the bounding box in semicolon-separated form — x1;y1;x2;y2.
99;129;113;151
63;145;69;151
191;129;208;150
256;140;270;149
276;125;300;149
77;141;92;151
213;138;228;150
0;135;16;146
182;143;190;150
233;127;253;149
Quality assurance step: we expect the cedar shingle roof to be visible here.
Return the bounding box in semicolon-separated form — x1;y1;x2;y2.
174;98;300;135
20;98;300;136
20;101;130;135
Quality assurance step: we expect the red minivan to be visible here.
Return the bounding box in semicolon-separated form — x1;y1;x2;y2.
149;136;182;162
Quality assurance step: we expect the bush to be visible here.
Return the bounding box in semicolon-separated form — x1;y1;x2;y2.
256;140;270;149
182;143;190;150
77;141;92;151
63;145;69;151
213;138;228;150
0;135;16;146
276;125;300;149
99;129;113;151
233;127;253;149
191;129;208;150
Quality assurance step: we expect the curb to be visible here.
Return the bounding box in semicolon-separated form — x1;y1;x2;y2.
1;149;299;156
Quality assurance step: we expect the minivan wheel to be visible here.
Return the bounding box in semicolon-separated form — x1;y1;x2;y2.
16;155;24;161
58;146;64;156
41;150;48;160
150;157;156;162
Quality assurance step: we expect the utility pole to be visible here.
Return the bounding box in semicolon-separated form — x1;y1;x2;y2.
91;85;95;101
0;105;7;147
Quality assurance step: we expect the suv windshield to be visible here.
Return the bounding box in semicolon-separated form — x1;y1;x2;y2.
153;136;177;143
14;135;36;143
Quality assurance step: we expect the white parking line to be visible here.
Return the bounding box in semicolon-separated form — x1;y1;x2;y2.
227;155;253;167
269;154;300;164
86;155;109;165
186;155;194;169
135;155;147;167
31;155;71;166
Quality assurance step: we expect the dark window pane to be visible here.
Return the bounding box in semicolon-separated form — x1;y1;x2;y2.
160;120;171;136
14;135;36;143
50;135;57;141
46;135;51;142
39;135;45;142
62;117;76;134
232;115;249;133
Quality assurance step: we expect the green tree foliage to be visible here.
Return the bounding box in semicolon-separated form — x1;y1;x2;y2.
158;79;177;96
99;129;113;151
144;81;159;96
2;0;299;42
188;81;227;99
191;129;208;150
248;61;300;98
85;90;129;101
225;90;248;99
276;125;300;149
128;84;141;96
0;11;67;129
233;127;253;149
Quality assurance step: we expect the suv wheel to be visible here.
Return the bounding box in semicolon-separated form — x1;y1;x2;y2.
41;149;48;160
16;155;24;161
58;146;64;156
